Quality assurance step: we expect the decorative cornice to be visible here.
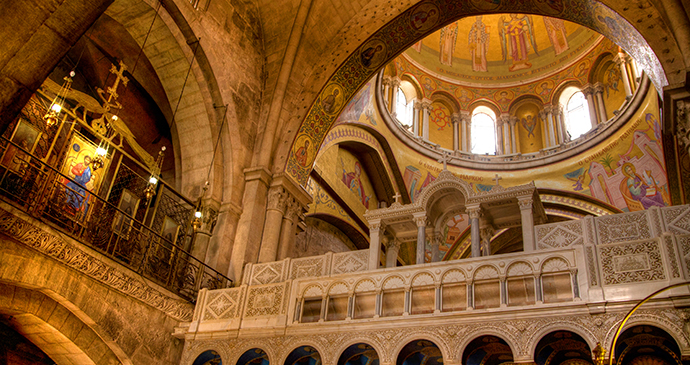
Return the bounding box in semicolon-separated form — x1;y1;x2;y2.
0;205;194;321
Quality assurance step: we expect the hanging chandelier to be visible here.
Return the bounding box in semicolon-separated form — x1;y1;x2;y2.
43;71;75;127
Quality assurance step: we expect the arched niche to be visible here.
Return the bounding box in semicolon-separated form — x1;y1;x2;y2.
397;340;444;365
534;331;593;365
285;346;322;365
462;335;514;365
194;350;223;365
237;348;269;365
338;343;380;365
614;325;683;365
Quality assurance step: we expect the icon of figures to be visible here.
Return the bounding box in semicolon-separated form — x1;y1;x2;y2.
322;88;340;114
521;114;537;137
468;16;490;72
295;138;310;167
410;6;438;31
543;17;569;55
64;154;93;214
341;159;370;209
499;14;539;72
621;163;665;209
360;44;383;68
439;22;458;66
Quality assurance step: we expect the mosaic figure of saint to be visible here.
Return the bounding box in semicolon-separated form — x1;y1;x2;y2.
543;17;569;55
439;22;458;66
621;163;665;209
341;160;370;209
468;16;490;72
499;14;539;72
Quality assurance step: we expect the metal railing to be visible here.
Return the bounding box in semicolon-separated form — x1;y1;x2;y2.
0;137;232;302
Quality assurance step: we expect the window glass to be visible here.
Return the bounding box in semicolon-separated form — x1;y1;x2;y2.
471;107;496;154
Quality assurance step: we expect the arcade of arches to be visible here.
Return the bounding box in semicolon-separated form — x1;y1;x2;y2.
3;0;690;364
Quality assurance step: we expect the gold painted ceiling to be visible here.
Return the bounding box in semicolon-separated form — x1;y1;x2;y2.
404;14;602;86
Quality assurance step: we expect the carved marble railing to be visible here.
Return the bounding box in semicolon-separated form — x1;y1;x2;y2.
184;205;690;337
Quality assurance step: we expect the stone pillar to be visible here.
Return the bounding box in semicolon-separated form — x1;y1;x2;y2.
368;220;384;270
480;227;494;257
594;83;607;123
431;231;441;262
518;196;536;252
461;111;471;152
452;113;460;151
499;114;511;154
495;118;504;155
390;78;401;117
510;117;519;154
413;214;427;264
191;199;220;264
230;167;271;280
207;201;242;275
553;104;566;143
466;204;482;258
582;84;598;128
258;186;287;262
413;100;422;136
538;108;552;148
382;77;391;108
385;238;401;268
278;198;302;259
615;53;633;97
421;100;431;141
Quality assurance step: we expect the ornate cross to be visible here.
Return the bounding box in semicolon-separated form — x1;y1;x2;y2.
393;192;401;204
493;174;502;186
98;60;129;112
438;152;451;171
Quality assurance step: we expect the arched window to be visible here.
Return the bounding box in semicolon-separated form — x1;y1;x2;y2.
559;86;591;139
471;106;496;155
396;87;414;128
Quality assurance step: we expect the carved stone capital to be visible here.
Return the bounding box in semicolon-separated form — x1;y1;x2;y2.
466;205;482;219
391;78;401;88
370;220;385;232
517;197;534;210
382;76;392;87
421;100;432;110
284;198;302;221
451;113;461;124
412;215;427;227
267;187;287;212
460;110;471;123
581;84;595;97
385;238;401;250
593;83;605;95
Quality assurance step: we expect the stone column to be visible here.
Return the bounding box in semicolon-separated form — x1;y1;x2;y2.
538;108;552;148
510;117;519;154
452;113;460;151
582;84;598;128
413;214;427;264
480;227;494;257
390;79;401;117
278;198;302;259
385;238;401;268
495;118;504;155
594;83;607;123
499;114;511;154
382;77;391;108
230;167;271;280
431;231;441;262
258;186;287;262
421;100;431;141
615;53;633;97
207;201;242;275
461;111;471;152
369;220;384;270
191;199;220;264
413;100;422;136
553;104;567;143
466;204;482;258
518;196;536;252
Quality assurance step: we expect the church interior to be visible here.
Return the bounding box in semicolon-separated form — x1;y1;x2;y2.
2;0;690;364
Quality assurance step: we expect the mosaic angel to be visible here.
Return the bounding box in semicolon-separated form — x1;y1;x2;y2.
499;14;539;72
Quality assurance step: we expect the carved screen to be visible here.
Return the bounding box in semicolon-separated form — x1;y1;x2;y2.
301;298;322;323
382;290;405;317
326;296;348;321
354;293;376;319
474;281;500;309
411;287;435;315
507;277;535;306
542;273;573;303
442;284;467;312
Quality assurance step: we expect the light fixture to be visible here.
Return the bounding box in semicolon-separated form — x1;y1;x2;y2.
145;146;166;201
192;186;206;231
92;141;108;171
43;71;75;127
592;342;605;365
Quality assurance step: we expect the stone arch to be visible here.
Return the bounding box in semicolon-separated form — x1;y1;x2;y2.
603;315;690;355
280;0;677;186
400;73;424;101
552;80;586;106
532;330;594;365
382;274;407;290
527;325;599;361
303;214;368;250
506;261;535;276
236;348;270;365
459;333;516;365
430;91;460;114
589;52;616;85
394;336;449;365
281;344;324;365
609;324;686;365
336;341;382;365
0;282;129;365
414;173;473;212
468;100;501;118
193;349;224;365
326;281;352;296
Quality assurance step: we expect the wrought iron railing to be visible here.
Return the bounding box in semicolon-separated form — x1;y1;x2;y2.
0;137;232;301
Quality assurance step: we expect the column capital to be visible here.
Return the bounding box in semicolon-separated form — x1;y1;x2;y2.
421;99;432;110
517;196;534;210
538;108;549;121
451;113;461;124
466;204;482;219
284;198;301;221
509;115;519;127
369;220;386;231
593;82;605;95
460;110;471;122
382;77;392;86
390;77;401;88
385;238;402;250
412;214;427;227
480;226;495;239
266;186;288;212
581;84;595;97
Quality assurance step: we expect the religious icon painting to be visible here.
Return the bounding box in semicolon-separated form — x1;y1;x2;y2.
160;216;181;248
2;120;42;173
60;132;111;217
112;188;140;236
